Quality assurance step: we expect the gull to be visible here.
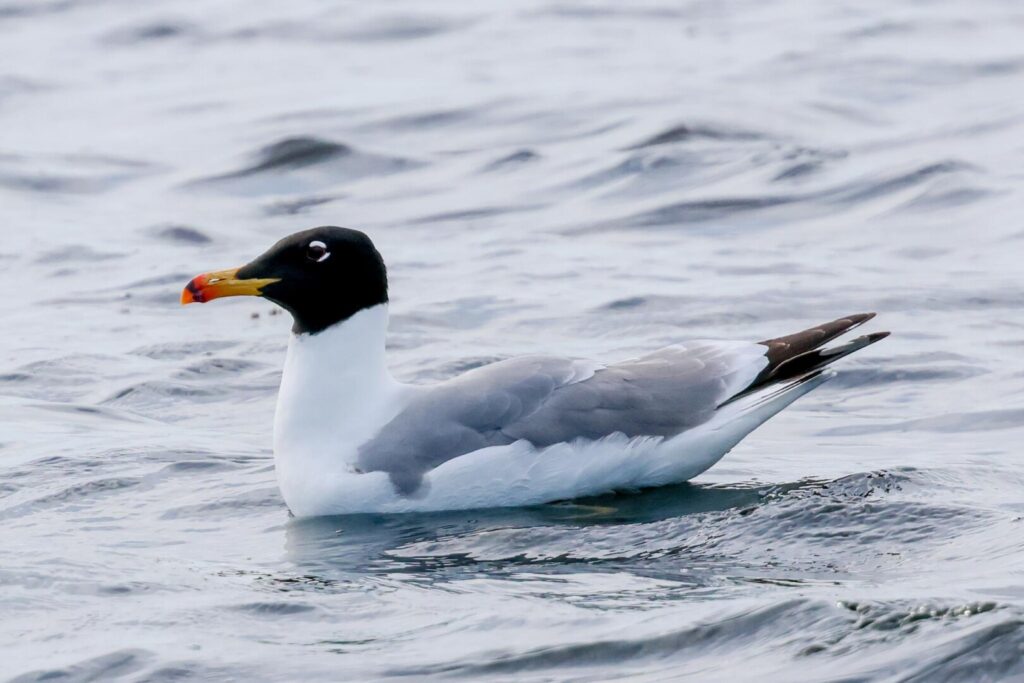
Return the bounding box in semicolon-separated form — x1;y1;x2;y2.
182;226;887;516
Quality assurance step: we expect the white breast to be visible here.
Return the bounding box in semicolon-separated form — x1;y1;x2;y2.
272;304;417;511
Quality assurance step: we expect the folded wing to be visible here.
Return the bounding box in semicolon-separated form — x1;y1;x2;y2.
358;313;887;494
357;342;766;492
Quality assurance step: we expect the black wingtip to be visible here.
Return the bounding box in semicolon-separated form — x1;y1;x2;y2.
721;320;888;406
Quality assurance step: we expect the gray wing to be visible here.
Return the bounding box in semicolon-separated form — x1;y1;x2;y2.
357;342;768;494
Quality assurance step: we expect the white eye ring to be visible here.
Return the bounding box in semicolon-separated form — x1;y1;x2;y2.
308;240;330;263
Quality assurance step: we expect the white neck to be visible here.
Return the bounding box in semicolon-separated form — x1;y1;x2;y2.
273;304;406;475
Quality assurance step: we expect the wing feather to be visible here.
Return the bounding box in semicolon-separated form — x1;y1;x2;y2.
357;344;767;492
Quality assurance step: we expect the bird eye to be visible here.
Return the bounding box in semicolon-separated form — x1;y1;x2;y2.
306;241;330;263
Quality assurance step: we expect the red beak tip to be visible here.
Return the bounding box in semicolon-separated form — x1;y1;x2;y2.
182;275;206;305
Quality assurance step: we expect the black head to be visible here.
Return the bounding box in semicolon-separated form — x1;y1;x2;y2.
183;226;388;334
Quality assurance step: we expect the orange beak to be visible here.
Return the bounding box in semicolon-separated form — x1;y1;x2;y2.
181;268;280;304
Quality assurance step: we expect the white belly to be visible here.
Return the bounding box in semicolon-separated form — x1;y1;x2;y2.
283;436;695;516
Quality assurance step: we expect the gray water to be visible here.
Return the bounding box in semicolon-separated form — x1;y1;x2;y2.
2;0;1024;680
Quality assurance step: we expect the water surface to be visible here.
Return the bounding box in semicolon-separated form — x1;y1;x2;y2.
2;0;1024;680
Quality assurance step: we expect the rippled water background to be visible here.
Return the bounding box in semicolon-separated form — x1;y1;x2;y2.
3;0;1024;680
